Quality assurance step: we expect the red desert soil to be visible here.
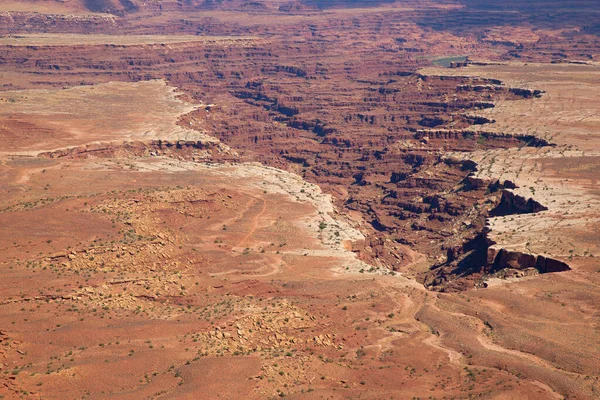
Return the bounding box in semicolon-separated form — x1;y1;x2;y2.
1;1;600;399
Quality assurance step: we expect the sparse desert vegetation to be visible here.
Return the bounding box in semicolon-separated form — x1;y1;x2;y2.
1;0;599;399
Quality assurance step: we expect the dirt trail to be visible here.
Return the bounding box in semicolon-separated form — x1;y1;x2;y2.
428;298;584;379
236;196;267;248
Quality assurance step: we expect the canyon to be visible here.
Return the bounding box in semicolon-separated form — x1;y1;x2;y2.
0;0;599;399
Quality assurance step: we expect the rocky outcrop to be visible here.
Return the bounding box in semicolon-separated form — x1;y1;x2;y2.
415;130;553;148
37;139;238;161
420;166;564;291
487;246;571;273
490;190;548;217
536;255;572;273
509;87;545;98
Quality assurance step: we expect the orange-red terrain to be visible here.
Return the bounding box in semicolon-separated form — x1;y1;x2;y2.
0;0;599;399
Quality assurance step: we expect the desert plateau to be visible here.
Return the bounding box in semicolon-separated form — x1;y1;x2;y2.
0;0;599;399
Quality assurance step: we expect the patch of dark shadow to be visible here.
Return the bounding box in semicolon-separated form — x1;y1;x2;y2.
198;0;220;9
450;230;492;278
489;190;548;217
415;10;526;34
321;137;352;147
390;171;409;184
504;133;554;148
458;0;600;13
379;71;414;78
288;119;336;137
443;157;478;173
418;116;446;128
274;65;308;78
413;130;550;152
401;153;425;169
272;104;299;117
509;88;545;98
301;0;395;10
119;0;138;11
457;174;519;194
456;176;492;193
464;116;495;125
352;172;368;186
370;218;388;233
233;90;300;118
84;0;114;12
416;2;600;35
281;154;309;167
583;23;600;36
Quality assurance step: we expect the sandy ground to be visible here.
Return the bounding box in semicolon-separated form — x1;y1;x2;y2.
0;80;223;155
0;72;598;399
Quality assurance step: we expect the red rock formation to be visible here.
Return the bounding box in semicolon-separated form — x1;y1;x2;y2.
0;0;589;291
37;139;238;162
488;247;571;273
